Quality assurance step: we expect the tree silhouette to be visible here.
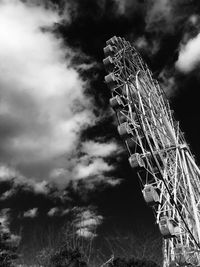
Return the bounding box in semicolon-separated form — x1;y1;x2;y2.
0;229;19;267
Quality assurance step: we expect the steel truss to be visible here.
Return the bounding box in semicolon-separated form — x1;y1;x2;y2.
103;36;200;267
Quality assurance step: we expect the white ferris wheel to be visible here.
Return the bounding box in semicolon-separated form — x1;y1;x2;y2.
103;36;200;267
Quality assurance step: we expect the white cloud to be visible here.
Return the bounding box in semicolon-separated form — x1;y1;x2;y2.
74;157;114;179
47;207;69;217
0;0;94;182
80;210;103;222
76;218;100;228
49;167;72;188
113;0;142;16
0;189;14;201
0;165;18;180
189;14;199;26
106;178;121;186
49;140;121;187
176;33;200;72
146;0;173;32
149;0;171;18
76;228;96;238
134;36;160;56
75;209;103;239
114;0;126;14
0;164;51;200
82;141;118;158
157;68;177;97
0;209;10;233
23;208;38;218
47;207;59;216
33;180;49;194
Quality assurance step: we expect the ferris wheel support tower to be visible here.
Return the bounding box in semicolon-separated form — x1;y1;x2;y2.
103;36;200;267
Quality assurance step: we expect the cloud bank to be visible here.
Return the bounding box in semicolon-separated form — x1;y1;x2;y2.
0;0;95;181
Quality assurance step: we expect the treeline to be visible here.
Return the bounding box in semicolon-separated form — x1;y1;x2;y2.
1;236;160;266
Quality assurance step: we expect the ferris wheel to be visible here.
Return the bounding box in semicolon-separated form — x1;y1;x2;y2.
103;36;200;267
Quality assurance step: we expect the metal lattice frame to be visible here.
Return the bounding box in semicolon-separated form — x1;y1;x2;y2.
103;36;200;267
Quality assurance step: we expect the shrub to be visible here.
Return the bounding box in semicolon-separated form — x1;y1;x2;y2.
48;244;88;267
109;257;159;267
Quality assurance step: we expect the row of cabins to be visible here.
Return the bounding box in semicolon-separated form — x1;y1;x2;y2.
103;36;180;241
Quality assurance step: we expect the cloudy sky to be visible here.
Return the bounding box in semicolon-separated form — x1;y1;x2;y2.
1;0;200;265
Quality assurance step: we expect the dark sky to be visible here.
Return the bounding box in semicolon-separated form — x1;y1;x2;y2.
1;0;200;265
